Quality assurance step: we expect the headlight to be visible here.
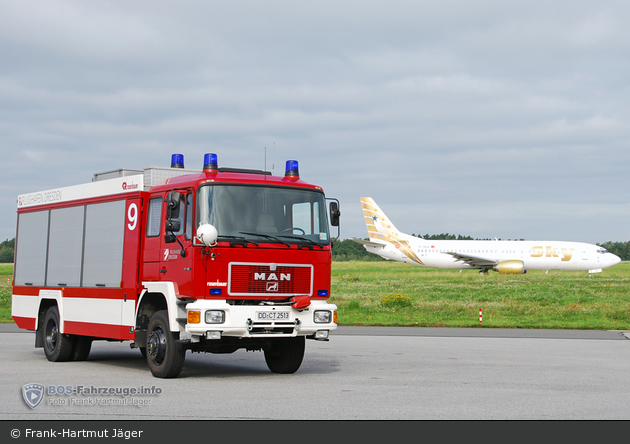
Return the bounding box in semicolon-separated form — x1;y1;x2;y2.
314;310;332;324
205;310;225;324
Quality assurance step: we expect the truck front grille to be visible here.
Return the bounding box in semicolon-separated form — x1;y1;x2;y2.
229;263;313;296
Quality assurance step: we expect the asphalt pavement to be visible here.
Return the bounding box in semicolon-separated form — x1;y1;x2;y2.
2;322;630;421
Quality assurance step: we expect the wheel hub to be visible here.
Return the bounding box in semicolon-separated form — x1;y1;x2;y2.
46;322;58;352
147;327;167;365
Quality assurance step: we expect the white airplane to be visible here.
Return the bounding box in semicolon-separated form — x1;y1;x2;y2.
352;197;621;274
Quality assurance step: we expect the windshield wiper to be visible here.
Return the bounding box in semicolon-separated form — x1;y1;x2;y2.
217;235;259;246
278;235;325;248
239;232;291;247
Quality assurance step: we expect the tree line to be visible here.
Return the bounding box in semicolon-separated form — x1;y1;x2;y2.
0;238;14;263
599;241;630;261
1;236;629;263
331;234;478;261
331;235;630;262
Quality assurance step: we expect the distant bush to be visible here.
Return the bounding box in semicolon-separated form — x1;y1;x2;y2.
599;241;630;261
332;239;385;262
413;233;473;240
0;239;14;263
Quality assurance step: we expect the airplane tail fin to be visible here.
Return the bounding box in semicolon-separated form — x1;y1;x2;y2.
359;197;424;265
360;197;402;242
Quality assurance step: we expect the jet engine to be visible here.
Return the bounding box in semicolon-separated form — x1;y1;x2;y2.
493;260;526;274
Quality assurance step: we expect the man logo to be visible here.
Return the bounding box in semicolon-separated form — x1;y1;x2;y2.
22;383;44;409
254;273;291;281
266;282;279;292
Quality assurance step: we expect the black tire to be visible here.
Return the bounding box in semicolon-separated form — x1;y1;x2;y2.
145;310;185;378
70;336;92;361
42;306;74;362
264;336;305;374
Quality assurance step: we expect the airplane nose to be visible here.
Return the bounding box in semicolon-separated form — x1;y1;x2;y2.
610;254;622;266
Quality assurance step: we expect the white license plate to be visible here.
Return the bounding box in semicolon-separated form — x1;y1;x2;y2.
256;311;290;321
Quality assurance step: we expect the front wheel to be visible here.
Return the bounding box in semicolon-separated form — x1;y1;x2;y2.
264;336;305;374
43;306;74;362
145;310;186;378
70;336;92;361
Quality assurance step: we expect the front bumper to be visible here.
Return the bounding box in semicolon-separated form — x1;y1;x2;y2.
183;299;337;339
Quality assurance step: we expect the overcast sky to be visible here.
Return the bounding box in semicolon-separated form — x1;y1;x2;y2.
2;0;629;245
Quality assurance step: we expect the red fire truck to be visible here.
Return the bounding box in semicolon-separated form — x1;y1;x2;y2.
11;153;340;378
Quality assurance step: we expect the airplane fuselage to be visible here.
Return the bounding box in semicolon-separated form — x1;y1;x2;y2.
364;236;620;273
358;197;621;274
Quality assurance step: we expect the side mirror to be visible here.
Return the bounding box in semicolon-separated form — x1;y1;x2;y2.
164;191;186;257
165;219;181;233
329;201;340;227
164;219;183;256
164;233;177;244
166;191;181;218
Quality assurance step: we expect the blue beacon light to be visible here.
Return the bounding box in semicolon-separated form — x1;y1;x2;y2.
285;160;299;178
204;153;219;171
171;154;185;168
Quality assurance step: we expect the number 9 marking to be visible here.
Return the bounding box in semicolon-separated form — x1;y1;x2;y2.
127;203;138;231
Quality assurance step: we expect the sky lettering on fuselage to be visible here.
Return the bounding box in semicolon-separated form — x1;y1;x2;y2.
530;246;574;262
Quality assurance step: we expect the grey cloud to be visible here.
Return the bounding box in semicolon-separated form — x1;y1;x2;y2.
1;0;629;244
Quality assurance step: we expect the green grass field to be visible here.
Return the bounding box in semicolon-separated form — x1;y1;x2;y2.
330;261;630;330
0;264;13;322
3;262;629;330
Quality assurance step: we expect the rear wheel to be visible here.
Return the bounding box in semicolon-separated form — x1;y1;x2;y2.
43;306;74;362
264;336;305;374
146;310;185;378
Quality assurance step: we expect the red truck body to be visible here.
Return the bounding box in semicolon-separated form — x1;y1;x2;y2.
12;154;339;377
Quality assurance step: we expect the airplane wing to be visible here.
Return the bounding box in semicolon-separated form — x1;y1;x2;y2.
445;252;498;269
350;238;388;249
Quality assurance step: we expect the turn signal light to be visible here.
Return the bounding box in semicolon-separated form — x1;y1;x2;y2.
188;310;201;324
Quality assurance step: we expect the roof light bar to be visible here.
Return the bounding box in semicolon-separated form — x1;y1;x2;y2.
204;153;219;171
285;160;299;179
171;154;185;169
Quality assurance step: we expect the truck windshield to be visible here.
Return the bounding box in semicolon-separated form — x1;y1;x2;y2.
197;184;330;245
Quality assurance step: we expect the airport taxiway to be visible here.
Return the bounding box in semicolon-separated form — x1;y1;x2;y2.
2;323;629;420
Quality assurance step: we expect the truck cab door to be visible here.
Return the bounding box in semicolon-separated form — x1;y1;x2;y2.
142;195;166;281
160;190;194;296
